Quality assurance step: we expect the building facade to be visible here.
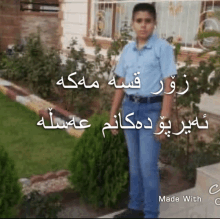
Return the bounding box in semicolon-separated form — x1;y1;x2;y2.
58;0;220;65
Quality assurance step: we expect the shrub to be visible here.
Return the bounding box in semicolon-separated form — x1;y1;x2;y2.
1;31;61;99
68;112;129;208
18;190;62;218
0;144;22;218
21;32;61;98
57;38;99;114
0;52;8;70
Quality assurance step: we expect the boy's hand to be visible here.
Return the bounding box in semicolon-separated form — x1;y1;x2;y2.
109;117;119;136
154;121;167;142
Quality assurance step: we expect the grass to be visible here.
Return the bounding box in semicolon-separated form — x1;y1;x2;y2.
0;91;79;178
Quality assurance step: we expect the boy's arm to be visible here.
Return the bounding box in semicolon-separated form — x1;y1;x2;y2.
160;77;176;118
158;42;177;119
155;77;176;141
110;77;125;119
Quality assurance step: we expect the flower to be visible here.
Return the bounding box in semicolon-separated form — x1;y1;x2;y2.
193;77;199;82
175;35;182;43
173;35;182;44
177;36;182;42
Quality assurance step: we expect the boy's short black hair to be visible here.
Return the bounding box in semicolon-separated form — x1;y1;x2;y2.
132;3;156;21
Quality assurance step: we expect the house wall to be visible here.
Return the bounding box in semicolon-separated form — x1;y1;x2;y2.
59;0;109;62
0;0;59;52
60;0;88;51
0;0;21;51
20;11;60;49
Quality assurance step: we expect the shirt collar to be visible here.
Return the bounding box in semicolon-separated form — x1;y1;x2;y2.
132;33;157;51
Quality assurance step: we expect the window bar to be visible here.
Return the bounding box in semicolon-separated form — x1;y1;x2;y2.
115;2;118;39
87;0;91;37
107;2;110;38
165;1;170;39
203;0;207;13
121;2;124;35
203;0;207;36
154;2;157;35
95;1;98;37
94;1;97;37
100;1;103;37
193;0;202;48
104;1;106;37
93;1;97;37
112;2;117;39
111;2;114;39
101;1;104;37
103;2;106;38
119;2;122;37
210;0;215;13
185;1;191;48
192;1;198;48
92;0;95;37
173;1;176;40
159;2;164;38
178;1;183;42
105;2;108;38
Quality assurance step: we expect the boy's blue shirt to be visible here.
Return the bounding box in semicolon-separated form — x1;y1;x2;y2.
114;33;177;97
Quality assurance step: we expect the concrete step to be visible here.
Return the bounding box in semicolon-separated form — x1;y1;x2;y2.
159;188;220;218
97;209;127;219
195;162;220;201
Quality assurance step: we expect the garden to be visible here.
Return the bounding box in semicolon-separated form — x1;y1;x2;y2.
0;29;220;218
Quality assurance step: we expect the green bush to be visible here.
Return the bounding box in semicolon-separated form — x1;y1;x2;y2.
68;112;129;208
58;38;99;114
1;31;61;99
18;190;62;218
0;144;22;218
0;52;8;70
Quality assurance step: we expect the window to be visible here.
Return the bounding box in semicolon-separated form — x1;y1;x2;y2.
198;0;220;49
20;0;59;12
84;0;141;49
90;0;155;39
85;0;219;50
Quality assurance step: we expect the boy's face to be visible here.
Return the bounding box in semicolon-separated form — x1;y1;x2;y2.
132;11;156;41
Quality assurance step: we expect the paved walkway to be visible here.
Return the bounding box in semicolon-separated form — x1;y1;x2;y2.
0;77;84;138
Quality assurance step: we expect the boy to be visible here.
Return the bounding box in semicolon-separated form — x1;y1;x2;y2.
109;3;177;218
